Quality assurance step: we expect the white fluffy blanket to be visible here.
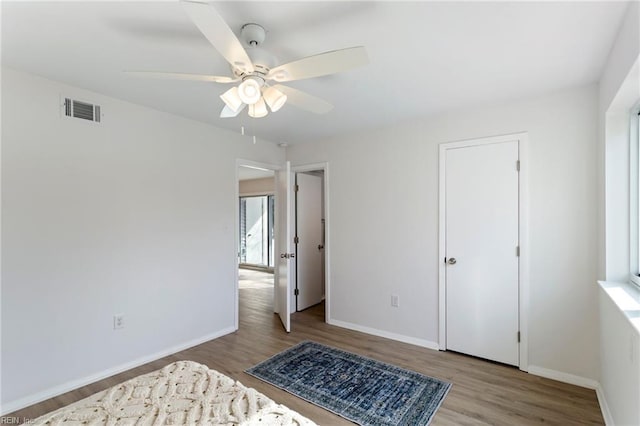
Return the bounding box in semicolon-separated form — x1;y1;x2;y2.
32;360;317;425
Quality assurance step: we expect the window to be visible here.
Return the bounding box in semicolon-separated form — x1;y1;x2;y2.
239;195;275;269
631;108;640;287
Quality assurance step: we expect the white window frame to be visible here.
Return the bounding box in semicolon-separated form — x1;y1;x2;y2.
630;106;640;288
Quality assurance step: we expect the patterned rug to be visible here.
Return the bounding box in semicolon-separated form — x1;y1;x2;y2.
246;341;451;426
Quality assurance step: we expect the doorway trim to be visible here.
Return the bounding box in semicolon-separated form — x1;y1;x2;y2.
235;159;281;331
438;132;529;371
292;162;331;324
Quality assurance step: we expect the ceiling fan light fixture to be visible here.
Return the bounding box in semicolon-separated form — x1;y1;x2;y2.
238;78;262;105
263;86;287;112
248;97;268;118
220;86;243;112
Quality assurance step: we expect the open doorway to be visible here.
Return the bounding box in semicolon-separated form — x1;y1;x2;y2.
237;165;275;329
294;170;326;314
292;163;330;324
235;160;330;333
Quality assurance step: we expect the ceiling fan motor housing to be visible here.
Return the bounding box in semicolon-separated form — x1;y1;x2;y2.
241;23;266;47
231;24;276;78
233;46;275;78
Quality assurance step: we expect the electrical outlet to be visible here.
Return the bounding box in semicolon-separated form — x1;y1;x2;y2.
113;314;125;330
391;294;400;308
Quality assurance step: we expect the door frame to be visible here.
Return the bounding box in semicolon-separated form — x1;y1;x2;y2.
292;162;330;323
235;159;281;331
438;133;529;371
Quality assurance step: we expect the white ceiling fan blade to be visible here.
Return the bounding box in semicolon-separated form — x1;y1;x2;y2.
272;85;333;114
220;103;246;118
267;46;368;83
181;0;254;74
124;71;238;83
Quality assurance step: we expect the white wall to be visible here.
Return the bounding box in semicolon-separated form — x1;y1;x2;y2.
0;68;284;411
597;2;640;424
600;2;639;117
287;84;600;381
599;286;640;425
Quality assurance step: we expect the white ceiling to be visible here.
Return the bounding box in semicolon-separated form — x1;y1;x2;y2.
1;1;629;145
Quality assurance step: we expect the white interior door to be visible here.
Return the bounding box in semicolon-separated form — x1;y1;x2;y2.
295;172;323;311
275;161;293;332
445;140;519;366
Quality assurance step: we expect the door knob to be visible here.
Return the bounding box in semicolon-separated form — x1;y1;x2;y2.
318;244;324;250
447;257;457;265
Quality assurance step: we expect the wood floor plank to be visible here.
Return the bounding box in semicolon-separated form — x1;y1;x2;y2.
6;270;603;425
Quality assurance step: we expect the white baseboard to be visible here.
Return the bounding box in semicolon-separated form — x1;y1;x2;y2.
527;365;599;389
1;326;236;416
328;319;440;351
595;383;614;425
528;365;613;425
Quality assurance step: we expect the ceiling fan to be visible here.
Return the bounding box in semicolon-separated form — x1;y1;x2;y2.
126;0;369;119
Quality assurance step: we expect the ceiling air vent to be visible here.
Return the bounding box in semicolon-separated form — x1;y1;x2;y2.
63;97;101;123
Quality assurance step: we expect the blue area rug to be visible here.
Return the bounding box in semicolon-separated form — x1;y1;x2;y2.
245;341;451;426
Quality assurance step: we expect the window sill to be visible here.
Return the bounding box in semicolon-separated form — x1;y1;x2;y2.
598;280;640;335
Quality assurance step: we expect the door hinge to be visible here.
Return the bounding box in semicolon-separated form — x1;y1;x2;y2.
516;246;520;257
294;288;299;296
294;236;299;244
516;160;520;171
295;184;299;192
517;331;521;342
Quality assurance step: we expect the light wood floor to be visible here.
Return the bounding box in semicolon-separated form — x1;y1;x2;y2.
9;270;603;425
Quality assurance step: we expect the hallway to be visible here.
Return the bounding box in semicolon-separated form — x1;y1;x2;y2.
238;268;325;332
